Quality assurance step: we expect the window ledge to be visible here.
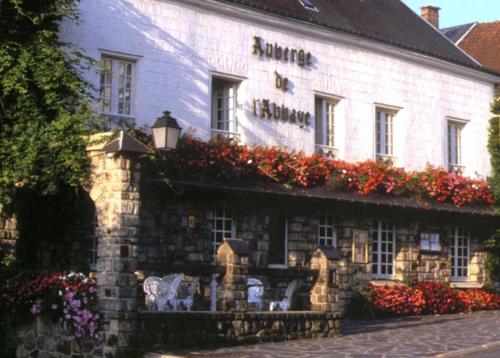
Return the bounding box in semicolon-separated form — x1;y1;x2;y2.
369;279;401;286
448;164;465;174
450;281;482;289
376;154;397;165
211;129;240;141
316;145;339;159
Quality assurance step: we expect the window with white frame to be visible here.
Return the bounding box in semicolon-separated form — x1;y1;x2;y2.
451;227;470;280
211;78;238;136
420;232;441;252
212;207;235;258
375;109;394;158
99;56;135;126
372;220;395;278
448;121;464;172
315;97;336;155
318;215;337;247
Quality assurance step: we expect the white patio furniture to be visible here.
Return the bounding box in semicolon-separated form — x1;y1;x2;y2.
143;273;185;311
157;273;185;311
247;277;264;311
176;277;200;311
143;276;162;310
269;279;297;311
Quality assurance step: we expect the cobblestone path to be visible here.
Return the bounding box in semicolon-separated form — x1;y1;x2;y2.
146;310;500;358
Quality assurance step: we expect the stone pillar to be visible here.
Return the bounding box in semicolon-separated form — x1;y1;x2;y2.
88;136;145;357
311;247;338;312
310;247;352;314
216;239;249;312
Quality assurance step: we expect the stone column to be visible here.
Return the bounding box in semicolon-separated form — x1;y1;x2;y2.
216;239;249;312
310;247;351;314
88;132;147;357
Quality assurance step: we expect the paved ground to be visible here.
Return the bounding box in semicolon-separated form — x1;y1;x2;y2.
145;310;500;358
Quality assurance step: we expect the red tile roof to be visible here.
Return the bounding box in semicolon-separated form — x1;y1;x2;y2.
459;22;500;73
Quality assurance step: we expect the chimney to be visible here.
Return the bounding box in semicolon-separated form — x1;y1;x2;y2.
420;5;440;29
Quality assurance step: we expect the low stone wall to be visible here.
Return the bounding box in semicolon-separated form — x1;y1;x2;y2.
138;311;342;349
16;316;104;358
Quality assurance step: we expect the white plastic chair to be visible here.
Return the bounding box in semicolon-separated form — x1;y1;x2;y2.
269;279;297;311
156;273;185;311
143;276;162;310
247;277;264;311
177;277;199;311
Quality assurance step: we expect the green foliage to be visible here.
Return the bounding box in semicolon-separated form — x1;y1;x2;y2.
0;0;93;206
486;94;500;281
488;95;500;202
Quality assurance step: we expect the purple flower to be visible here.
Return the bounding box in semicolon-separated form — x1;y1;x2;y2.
30;303;41;315
70;299;81;309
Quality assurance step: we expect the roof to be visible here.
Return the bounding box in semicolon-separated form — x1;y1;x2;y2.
456;22;500;73
441;23;475;43
214;0;495;75
168;178;498;218
102;130;151;154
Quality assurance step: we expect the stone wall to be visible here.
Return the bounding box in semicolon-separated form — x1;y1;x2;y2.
15;316;103;358
138;190;489;292
138;311;341;349
0;192;95;272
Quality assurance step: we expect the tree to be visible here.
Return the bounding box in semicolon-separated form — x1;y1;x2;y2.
486;93;500;281
0;0;92;206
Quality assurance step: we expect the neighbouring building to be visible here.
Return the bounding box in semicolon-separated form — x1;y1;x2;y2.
442;20;500;73
3;0;500;356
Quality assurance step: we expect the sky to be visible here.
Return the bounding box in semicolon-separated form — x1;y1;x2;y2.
402;0;500;28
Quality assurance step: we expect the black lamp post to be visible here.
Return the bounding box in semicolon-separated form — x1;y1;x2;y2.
151;111;182;151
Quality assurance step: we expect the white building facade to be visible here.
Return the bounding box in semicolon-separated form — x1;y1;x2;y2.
61;0;499;177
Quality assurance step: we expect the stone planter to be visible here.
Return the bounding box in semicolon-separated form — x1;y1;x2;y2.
16;316;104;358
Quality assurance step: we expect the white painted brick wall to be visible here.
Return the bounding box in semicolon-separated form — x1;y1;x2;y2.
60;0;494;177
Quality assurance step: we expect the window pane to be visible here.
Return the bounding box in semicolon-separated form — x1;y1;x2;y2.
212;79;237;132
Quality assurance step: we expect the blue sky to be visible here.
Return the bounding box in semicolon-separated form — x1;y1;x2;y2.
402;0;500;28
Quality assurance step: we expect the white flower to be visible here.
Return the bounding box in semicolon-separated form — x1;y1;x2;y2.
247;159;253;164
59;290;63;296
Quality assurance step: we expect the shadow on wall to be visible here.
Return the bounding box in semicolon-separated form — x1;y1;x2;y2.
13;188;96;272
83;0;314;149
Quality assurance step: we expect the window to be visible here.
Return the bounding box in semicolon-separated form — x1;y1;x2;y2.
211;78;238;137
352;229;369;264
315;97;337;158
268;211;288;267
372;221;395;278
318;215;336;247
212;207;235;258
448;121;464;172
420;233;441;252
376;109;394;159
451;227;470;280
89;216;98;271
99;56;135;121
299;0;318;11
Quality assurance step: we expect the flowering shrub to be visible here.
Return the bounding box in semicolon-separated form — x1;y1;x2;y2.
165;135;494;207
370;284;425;316
2;272;100;340
370;282;500;317
415;282;465;314
457;289;500;311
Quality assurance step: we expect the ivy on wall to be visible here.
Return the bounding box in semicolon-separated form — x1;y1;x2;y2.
486;94;500;281
0;0;93;206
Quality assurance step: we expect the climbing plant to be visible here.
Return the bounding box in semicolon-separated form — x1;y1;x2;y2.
0;0;93;206
486;94;500;281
